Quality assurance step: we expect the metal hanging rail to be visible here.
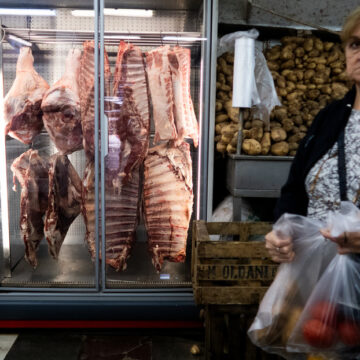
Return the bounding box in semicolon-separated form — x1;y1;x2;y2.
1;27;205;47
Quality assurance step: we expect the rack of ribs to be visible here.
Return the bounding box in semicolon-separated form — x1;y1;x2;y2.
107;41;150;191
144;142;193;271
11;149;49;268
41;48;83;155
82;161;140;271
44;154;82;259
4;47;49;144
79;40;111;160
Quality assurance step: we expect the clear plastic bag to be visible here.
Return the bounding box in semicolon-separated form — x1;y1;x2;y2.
287;202;360;359
248;213;337;359
218;29;281;124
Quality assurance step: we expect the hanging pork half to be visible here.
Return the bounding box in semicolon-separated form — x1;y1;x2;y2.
82;161;140;271
79;40;111;160
168;46;199;147
4;47;49;144
41;48;83;155
44;154;82;259
11;149;49;268
145;45;177;144
107;40;150;190
144;142;193;271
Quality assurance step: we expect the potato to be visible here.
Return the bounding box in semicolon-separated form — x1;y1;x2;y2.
308;49;320;58
221;134;232;144
307;89;320;100
271;141;289;156
293;115;303;126
216;141;227;154
214;135;221;142
225;52;234;64
221;123;238;137
242;139;262;155
281;45;295;60
281;59;295;69
226;75;233;86
304;69;315;80
295;47;305;57
291;125;300;134
215;114;228;124
286;81;296;93
289;150;297;156
267;61;280;71
226;143;237;154
288;142;299;151
294;69;304;81
230;132;238;146
218;57;232;75
217;72;226;83
224;101;239;122
307;62;317;69
299;125;308;132
276;76;286;88
282;119;294;132
288;133;305;143
215;121;229;134
329;60;343;69
281;36;304;44
281;307;303;345
271;127;287;142
217;91;229;101
277;88;288;97
215;101;223;111
249;127;264;142
304;38;314;52
270;121;282;128
261;132;271;155
273;107;287;121
220;84;231;92
251;119;264;128
332;82;349;99
244;120;252;130
296;84;307;91
327;51;339;64
324;41;335;51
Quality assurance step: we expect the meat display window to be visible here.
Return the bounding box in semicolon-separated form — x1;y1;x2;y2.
0;0;211;293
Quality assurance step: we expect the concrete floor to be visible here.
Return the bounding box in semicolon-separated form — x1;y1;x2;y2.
2;329;205;360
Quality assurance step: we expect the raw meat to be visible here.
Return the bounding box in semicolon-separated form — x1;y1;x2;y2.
11;149;49;268
82;161;140;271
168;46;199;147
145;45;177;143
79;41;111;160
107;41;150;190
44;154;82;259
4;47;49;144
143;142;193;271
41;48;83;155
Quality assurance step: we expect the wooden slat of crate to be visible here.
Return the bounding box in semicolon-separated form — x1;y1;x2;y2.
195;286;269;305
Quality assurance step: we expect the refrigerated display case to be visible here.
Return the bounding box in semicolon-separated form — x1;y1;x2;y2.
0;0;215;323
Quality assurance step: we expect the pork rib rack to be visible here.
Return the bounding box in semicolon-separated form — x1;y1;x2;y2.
44;154;82;259
107;41;150;191
4;47;49;144
11;149;49;268
82;161;140;271
41;49;83;155
144;142;193;271
79;41;111;160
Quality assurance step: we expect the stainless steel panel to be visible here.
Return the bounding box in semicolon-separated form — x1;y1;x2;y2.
226;155;293;196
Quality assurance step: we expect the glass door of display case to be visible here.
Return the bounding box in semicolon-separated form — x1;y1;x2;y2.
0;2;100;290
100;1;209;290
0;0;211;295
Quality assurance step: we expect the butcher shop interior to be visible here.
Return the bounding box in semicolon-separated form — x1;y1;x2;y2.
0;0;208;293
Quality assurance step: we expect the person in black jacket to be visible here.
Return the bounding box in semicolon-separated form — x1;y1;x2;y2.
265;6;360;263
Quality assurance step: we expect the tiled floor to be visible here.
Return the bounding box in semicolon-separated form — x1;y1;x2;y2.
2;329;205;360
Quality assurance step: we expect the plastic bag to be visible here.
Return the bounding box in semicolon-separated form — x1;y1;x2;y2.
218;29;281;124
287;202;360;359
210;196;233;240
248;213;337;359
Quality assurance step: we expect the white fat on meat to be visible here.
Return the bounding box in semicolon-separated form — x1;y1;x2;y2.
41;49;83;155
145;45;177;143
4;47;49;144
168;46;199;147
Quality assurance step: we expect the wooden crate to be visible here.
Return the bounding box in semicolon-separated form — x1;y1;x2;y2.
192;220;278;305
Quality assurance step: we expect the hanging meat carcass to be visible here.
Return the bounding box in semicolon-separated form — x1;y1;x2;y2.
44;154;82;259
4;47;49;144
79;40;111;160
82;161;140;271
168;46;199;147
145;45;177;144
107;40;150;190
41;49;83;155
143;142;193;271
11;149;49;268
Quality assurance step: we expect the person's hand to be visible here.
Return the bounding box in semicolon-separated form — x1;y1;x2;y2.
320;229;360;254
265;230;295;263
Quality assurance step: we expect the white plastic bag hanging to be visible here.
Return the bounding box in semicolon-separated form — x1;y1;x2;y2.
218;29;281;123
287;202;360;359
248;213;337;359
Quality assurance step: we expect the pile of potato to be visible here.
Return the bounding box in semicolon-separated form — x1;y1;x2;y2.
215;35;352;156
